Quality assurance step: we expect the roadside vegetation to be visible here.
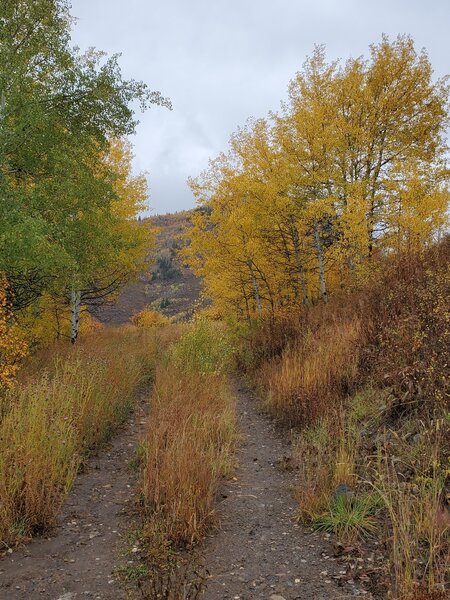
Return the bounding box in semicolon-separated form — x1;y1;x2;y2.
132;320;236;597
185;35;450;600
0;326;163;550
237;241;449;599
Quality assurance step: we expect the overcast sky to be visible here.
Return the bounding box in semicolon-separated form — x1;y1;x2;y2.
70;0;450;215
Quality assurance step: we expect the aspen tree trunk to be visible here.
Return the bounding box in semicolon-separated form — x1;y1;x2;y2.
247;260;262;316
70;289;81;344
314;223;328;303
367;197;376;260
241;283;251;323
291;224;309;306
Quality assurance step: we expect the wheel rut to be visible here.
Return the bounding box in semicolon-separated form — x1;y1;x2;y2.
0;400;147;600
202;380;362;600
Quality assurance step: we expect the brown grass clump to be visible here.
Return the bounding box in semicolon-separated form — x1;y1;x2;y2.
0;326;161;548
142;320;236;548
373;425;449;599
241;238;449;599
143;366;235;546
261;316;363;426
243;238;449;428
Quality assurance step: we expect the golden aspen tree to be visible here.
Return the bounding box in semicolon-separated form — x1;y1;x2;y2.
186;36;449;319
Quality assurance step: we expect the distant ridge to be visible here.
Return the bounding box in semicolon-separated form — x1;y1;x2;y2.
96;210;203;324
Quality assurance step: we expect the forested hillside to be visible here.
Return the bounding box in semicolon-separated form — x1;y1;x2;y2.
97;211;203;324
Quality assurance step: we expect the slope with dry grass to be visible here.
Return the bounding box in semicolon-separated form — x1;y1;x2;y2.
238;240;450;600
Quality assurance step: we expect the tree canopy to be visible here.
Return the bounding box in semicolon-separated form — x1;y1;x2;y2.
0;0;170;342
185;36;449;319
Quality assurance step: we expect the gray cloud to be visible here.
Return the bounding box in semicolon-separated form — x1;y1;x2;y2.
70;0;450;214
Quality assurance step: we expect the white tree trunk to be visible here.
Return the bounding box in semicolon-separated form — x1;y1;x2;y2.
70;289;81;344
247;260;262;316
0;93;5;120
291;224;309;306
314;223;328;303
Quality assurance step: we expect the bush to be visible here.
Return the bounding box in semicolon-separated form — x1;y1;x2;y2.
171;319;234;375
132;307;170;328
0;278;28;388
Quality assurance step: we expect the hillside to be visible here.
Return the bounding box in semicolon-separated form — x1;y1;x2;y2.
96;210;204;324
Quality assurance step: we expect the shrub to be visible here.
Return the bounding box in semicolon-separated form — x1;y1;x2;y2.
171;319;234;375
132;307;170;328
0;277;28;388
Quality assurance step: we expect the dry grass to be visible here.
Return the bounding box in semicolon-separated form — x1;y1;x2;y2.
142;320;236;548
260;317;363;426
0;326;162;548
293;403;362;521
243;240;449;597
373;427;449;599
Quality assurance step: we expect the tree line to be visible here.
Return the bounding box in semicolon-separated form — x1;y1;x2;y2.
186;36;449;319
0;0;170;344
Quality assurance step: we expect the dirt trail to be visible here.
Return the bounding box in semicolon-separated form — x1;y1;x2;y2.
0;400;147;600
0;381;366;600
202;381;363;600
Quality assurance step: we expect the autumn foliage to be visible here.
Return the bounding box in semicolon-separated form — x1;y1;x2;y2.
0;278;28;387
132;307;170;328
185;36;449;318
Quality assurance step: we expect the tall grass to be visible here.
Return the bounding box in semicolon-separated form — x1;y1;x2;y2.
242;238;449;428
260;317;363;426
142;320;236;547
373;428;449;599
0;326;161;548
241;239;450;599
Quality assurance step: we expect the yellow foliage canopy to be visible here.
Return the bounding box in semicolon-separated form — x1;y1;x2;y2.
0;278;28;387
185;36;449;319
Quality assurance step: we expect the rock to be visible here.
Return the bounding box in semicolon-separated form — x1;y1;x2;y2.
411;433;422;444
57;594;77;600
333;483;355;502
270;595;286;600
